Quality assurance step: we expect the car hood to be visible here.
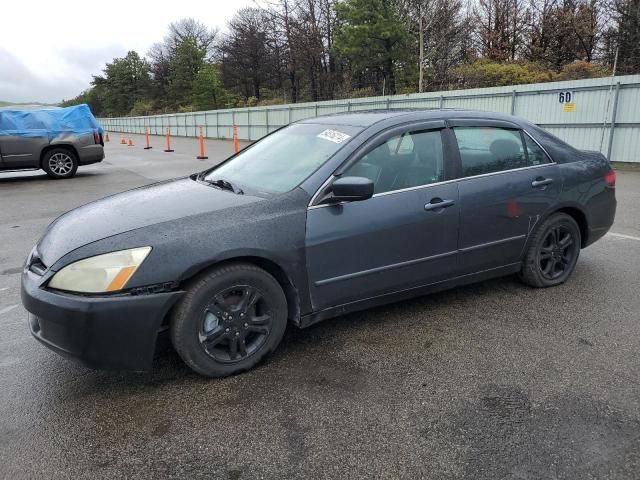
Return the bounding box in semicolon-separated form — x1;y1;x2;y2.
37;177;265;267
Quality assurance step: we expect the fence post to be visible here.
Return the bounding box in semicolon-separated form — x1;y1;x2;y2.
607;82;621;160
266;108;270;134
439;95;444;109
288;106;292;124
215;111;219;139
511;90;517;115
247;108;251;141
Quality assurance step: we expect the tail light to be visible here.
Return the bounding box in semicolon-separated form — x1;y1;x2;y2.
93;130;102;145
604;170;616;188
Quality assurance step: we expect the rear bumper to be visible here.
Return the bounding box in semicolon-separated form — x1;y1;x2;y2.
77;144;105;165
21;269;182;371
585;189;617;247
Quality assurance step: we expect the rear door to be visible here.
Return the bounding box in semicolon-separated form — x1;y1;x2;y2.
0;111;47;169
306;122;461;311
0;136;46;168
450;121;562;275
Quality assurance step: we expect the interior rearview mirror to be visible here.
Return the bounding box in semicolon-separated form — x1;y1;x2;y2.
322;176;374;204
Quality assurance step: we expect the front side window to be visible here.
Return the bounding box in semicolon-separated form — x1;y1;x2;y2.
343;129;444;194
453;127;548;178
204;123;361;194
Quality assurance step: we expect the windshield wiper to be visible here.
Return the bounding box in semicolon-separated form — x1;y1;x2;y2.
203;178;244;195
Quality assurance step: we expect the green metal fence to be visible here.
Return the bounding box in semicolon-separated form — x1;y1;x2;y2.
99;74;640;163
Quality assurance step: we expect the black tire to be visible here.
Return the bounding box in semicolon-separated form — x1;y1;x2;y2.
519;213;581;288
170;263;288;377
42;148;78;179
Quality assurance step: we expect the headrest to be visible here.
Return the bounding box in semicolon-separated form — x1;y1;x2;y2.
490;139;521;158
413;132;441;164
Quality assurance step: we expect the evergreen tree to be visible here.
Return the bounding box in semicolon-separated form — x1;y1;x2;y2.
191;64;229;110
334;0;410;95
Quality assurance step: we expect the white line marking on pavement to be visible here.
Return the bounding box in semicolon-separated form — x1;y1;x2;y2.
0;288;8;292
608;232;640;242
0;304;18;315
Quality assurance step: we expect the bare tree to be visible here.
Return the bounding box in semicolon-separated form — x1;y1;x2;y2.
218;8;274;100
166;18;219;59
404;0;468;91
604;0;640;73
474;0;528;61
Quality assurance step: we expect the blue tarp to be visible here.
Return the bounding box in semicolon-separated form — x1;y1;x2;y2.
0;104;103;140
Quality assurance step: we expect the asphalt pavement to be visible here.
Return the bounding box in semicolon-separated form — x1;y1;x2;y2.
1;135;639;479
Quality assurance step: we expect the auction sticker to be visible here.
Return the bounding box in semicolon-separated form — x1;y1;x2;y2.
317;129;351;144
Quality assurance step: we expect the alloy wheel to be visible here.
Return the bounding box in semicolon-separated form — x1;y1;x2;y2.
48;153;74;176
538;225;577;280
198;285;272;363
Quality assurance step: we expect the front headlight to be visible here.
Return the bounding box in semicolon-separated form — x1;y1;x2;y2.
48;247;152;294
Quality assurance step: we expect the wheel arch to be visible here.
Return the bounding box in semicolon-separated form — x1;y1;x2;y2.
555;206;589;248
521;204;590;261
179;256;301;326
40;144;79;168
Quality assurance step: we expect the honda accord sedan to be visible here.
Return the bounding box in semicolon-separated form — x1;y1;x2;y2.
21;110;617;377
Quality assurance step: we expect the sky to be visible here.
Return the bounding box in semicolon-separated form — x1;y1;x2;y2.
0;0;254;103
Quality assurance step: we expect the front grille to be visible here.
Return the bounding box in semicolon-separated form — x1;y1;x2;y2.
129;281;179;296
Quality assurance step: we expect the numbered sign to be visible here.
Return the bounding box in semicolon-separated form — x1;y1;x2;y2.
559;91;576;112
559;91;573;103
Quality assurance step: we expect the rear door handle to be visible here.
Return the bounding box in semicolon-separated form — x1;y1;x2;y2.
424;198;455;211
532;177;553;188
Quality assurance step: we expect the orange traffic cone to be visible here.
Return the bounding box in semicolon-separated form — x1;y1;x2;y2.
164;127;174;152
144;127;152;150
105;132;110;142
197;126;208;160
120;137;126;145
232;124;239;154
128;137;134;147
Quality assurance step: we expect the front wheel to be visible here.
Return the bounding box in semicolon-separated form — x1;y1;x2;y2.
519;213;581;288
42;148;78;179
170;263;288;377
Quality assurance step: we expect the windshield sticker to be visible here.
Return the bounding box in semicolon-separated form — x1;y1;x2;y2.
317;129;351;144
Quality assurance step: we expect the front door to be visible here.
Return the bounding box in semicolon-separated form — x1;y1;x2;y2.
451;124;562;274
306;127;460;311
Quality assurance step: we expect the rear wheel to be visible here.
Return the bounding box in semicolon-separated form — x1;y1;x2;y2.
170;263;288;377
519;213;581;288
42;148;78;179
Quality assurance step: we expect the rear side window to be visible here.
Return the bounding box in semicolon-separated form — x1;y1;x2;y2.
453;127;549;178
523;133;550;166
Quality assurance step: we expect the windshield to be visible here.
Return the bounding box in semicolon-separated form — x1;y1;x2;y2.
204;123;361;194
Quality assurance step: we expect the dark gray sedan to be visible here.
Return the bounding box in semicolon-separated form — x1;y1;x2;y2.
21;110;617;377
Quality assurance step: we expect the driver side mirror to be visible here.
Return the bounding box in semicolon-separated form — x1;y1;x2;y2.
321;176;374;204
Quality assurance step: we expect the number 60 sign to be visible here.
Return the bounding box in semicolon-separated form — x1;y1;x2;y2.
559;91;573;103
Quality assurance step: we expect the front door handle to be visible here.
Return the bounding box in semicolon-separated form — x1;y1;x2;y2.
532;177;553;188
424;198;455;211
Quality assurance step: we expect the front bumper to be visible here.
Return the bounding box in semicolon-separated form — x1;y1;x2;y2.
21;269;182;371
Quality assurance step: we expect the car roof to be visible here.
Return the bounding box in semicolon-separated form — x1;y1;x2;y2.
298;108;525;128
